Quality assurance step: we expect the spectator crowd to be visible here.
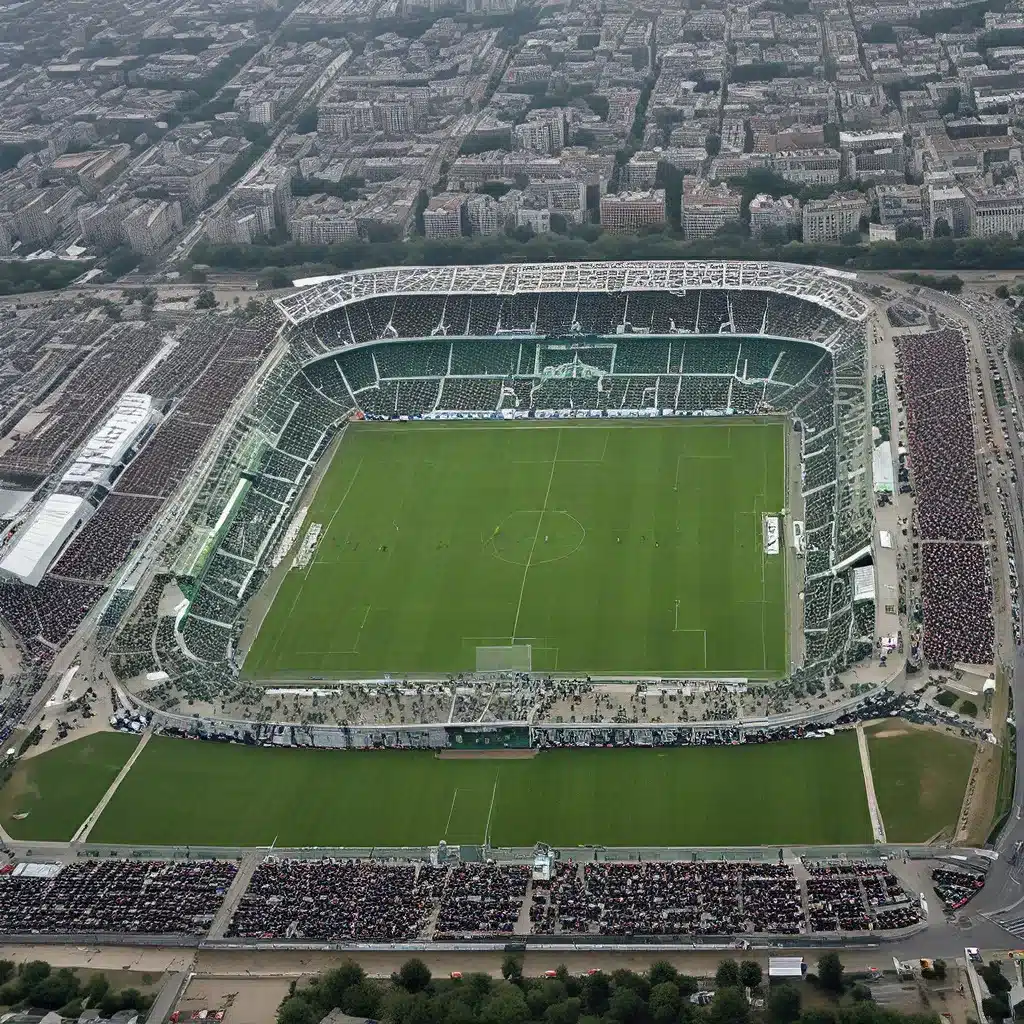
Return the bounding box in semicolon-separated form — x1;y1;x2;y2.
0;859;236;935
896;329;994;667
0;854;939;940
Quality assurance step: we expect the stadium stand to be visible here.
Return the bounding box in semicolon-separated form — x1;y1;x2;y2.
0;312;281;669
804;860;922;932
156;265;875;682
221;853;922;941
897;329;994;665
0;859;237;935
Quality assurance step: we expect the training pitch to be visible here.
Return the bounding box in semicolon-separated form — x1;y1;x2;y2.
86;733;869;847
245;419;787;678
1;728;975;846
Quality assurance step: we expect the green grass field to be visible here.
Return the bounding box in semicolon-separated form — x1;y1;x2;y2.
866;720;975;843
79;732;870;847
245;419;787;678
0;732;138;841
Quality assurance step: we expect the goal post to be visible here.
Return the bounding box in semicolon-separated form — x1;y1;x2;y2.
476;645;532;672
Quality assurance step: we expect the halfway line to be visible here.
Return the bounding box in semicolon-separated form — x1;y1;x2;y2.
511;431;561;642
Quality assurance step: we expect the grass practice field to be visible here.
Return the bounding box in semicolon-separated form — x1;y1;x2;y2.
83;733;869;847
245;419;787;678
866;720;975;842
0;732;138;841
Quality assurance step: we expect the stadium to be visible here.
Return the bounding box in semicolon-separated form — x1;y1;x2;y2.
0;259;1005;944
176;260;875;694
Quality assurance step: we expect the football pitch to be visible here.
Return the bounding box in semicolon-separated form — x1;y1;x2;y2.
0;728;976;847
245;419;787;678
85;733;870;847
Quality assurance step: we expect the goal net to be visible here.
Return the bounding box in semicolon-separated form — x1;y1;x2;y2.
476;645;532;672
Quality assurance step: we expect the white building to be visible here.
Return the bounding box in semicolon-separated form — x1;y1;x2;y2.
749;193;802;238
516;207;551;233
0;494;92;587
802;191;871;242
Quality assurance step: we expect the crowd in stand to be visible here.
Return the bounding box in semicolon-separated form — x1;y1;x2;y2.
931;867;985;911
0;860;236;935
535;862;806;937
896;330;995;667
224;859;924;941
0;853;940;939
435;863;531;937
532;689;917;749
804;861;922;933
228;859;444;942
0;314;279;669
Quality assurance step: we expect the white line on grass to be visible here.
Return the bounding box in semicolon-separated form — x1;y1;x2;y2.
444;789;460;837
310;456;364;580
511;430;560;643
484;770;500;846
760;444;768;670
271;584;306;656
353;605;372;652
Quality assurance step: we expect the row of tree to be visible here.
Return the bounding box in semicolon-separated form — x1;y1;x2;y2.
191;225;1024;286
0;958;155;1019
277;953;945;1024
0;260;83;295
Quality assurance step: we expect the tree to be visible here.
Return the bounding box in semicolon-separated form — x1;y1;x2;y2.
189;267;208;283
528;981;567;1017
817;953;844;995
768;985;801;1024
850;985;872;1003
738;962;762;990
996;284;1010;299
502;957;524;985
798;1011;836;1024
195;289;217;309
648;963;679;987
608;988;646;1024
716;960;741;988
278;997;318;1024
648;982;681;1024
341;981;381;1019
0;961;15;986
545;999;582;1024
984;996;1010;1023
705;132;722;157
20;962;51;987
580;972;610;1015
708;986;750;1024
479;986;530;1024
84;973;110;1005
395;959;432;994
934;217;952;237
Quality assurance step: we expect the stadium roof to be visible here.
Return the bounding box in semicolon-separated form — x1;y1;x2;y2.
0;493;90;586
275;261;870;327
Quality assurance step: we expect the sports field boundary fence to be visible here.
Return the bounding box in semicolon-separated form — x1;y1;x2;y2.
42;840;992;864
0;928;926;952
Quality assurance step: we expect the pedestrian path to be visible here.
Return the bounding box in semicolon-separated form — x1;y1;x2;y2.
856;722;887;843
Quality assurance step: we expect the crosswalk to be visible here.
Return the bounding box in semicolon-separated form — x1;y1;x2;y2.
992;914;1024;940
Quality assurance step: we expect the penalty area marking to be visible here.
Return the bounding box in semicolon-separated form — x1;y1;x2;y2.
671;612;708;669
309;456;364;579
674;451;730;491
